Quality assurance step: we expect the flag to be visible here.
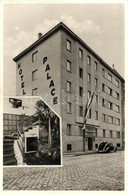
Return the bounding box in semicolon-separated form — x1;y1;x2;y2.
82;91;95;129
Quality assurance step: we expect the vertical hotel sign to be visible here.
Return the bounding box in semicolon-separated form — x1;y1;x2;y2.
43;57;58;105
17;63;26;95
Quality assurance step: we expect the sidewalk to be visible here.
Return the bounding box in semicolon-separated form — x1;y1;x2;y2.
63;150;97;157
63;148;124;157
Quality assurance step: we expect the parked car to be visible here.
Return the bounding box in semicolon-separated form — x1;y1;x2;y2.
97;142;117;153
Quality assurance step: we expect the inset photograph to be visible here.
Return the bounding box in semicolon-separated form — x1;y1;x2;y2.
3;96;61;166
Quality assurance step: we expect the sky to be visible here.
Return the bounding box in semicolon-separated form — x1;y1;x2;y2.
3;3;124;96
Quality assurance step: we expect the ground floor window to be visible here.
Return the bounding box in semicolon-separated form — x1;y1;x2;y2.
95;144;98;148
117;143;121;147
67;124;71;135
67;144;72;151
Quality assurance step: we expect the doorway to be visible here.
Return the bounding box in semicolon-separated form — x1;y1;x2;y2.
26;137;37;152
88;137;93;150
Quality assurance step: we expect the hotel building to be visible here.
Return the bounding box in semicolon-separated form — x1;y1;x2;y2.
13;22;125;153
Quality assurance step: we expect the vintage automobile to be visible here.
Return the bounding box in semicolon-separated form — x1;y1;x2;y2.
97;142;117;153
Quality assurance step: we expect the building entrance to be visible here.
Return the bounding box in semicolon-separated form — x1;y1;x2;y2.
26;137;37;152
88;137;93;150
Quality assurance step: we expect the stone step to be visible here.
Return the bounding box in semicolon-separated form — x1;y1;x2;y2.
3;152;15;159
4;135;17;140
3;158;17;166
3;147;14;154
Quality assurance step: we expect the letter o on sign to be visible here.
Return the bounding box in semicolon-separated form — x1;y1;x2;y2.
19;69;22;75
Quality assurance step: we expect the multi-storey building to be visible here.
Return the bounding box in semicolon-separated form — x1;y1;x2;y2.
13;22;125;153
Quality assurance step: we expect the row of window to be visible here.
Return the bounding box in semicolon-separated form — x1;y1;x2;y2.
3;125;17;131
67;40;119;88
102;98;120;112
102;83;119;100
3;120;19;125
67;102;97;119
67;125;121;139
66;39;98;69
67;79;98;94
102;68;119;87
102;114;120;125
102;129;120;138
3;114;21;120
67;142;121;151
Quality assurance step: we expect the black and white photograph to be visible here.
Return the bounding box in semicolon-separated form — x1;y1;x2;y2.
1;0;126;191
3;97;61;166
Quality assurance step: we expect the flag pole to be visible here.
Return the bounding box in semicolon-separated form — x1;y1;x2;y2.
82;90;96;151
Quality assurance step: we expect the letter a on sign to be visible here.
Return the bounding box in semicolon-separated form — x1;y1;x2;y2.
49;80;55;88
45;64;50;72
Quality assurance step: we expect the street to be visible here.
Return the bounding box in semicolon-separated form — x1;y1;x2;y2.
3;151;124;190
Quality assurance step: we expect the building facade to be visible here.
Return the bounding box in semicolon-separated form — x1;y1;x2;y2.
13;22;125;153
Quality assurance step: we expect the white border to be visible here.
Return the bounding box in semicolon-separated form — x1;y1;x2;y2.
1;0;127;194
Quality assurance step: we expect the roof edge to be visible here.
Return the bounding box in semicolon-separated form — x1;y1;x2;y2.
13;22;124;81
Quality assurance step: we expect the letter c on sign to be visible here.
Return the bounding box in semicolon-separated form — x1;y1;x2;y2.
51;88;55;96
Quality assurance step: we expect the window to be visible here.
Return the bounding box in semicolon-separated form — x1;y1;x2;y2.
95;111;98;120
87;73;91;83
32;51;38;63
67;39;71;51
88;91;91;99
113;118;120;125
67;81;71;92
67;124;71;135
117;143;120;147
88;109;91;119
110;130;113;138
32;88;37;96
108;102;112;110
79;87;83;97
103;114;105;122
116;131;120;139
108;116;113;124
94;61;98;71
108;73;112;82
67;144;72;150
113;91;119;99
102;68;105;77
79;106;83;117
79;126;83;136
113;78;119;87
94;94;98;104
95;144;98;148
95;129;98;137
67;102;71;113
32;69;38;81
115;79;119;87
103;85;112;95
79;48;83;59
79;68;83;79
107;87;112;95
113;104;120;112
87;55;91;65
102;83;105;91
66;60;71;72
95;78;98;87
103;129;106;137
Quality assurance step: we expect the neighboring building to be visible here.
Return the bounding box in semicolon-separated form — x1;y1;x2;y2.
13;22;125;153
3;113;22;135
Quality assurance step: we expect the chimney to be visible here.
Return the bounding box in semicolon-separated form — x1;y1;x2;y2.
38;32;42;39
